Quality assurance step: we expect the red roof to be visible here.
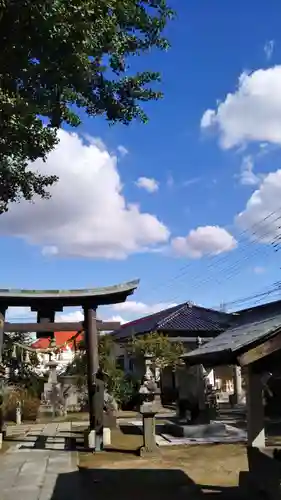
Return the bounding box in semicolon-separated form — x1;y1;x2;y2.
31;331;83;351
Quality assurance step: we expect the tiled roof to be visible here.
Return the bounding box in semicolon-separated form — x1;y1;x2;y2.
235;298;281;322
159;304;230;332
184;311;281;366
112;302;232;341
31;331;83;351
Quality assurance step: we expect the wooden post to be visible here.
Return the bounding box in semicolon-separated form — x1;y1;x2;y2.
0;307;6;363
35;309;55;339
94;377;104;451
0;307;6;445
84;307;103;451
233;365;243;405
246;365;265;448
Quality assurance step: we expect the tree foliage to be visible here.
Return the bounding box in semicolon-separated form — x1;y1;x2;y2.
0;0;174;212
2;332;42;396
67;333;115;377
65;334;140;407
127;331;185;370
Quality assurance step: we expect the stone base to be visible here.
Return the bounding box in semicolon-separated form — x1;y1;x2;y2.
37;404;58;421
84;428;111;451
164;421;242;440
103;428;111;447
138;445;159;457
192;409;211;425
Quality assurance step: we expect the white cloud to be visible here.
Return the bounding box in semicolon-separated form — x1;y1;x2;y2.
201;109;215;129
253;266;266;274
57;310;84;323
236;169;281;243
171;226;237;258
166;173;175;189
0;130;169;259
106;315;127;325
264;40;275;61
82;135;107;151
183;177;201;188
239;156;261;186
135;176;159;193
6;307;35;322
41;246;59;257
112;301;177;316
117;145;129;157
57;309;127;327
201;66;281;149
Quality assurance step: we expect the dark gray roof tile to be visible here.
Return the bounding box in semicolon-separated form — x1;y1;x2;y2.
112;302;231;341
184;312;281;365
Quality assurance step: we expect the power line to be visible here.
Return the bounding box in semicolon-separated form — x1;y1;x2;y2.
7;209;281;321
212;281;281;311
141;208;281;304
154;213;281;305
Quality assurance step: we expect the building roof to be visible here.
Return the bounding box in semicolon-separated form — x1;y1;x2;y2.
112;302;232;341
235;297;281;321
183;310;281;367
31;331;83;351
0;279;139;307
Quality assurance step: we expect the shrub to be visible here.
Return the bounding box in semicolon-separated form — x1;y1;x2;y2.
3;387;40;422
22;396;40;421
109;372;141;410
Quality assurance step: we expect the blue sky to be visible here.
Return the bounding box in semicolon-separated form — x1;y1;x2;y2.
2;0;281;323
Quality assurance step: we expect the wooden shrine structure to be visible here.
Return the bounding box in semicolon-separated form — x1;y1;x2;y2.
183;309;281;499
0;280;139;451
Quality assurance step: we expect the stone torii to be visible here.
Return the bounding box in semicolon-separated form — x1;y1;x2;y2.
0;280;139;451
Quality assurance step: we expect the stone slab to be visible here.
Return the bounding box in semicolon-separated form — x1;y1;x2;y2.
127;418;246;446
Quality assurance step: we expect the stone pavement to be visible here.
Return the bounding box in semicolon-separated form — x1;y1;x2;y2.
0;422;80;500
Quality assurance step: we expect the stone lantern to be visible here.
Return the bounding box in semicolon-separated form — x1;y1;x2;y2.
138;352;159;456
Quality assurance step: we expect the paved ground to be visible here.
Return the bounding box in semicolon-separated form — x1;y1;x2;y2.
0;423;79;500
0;410;249;500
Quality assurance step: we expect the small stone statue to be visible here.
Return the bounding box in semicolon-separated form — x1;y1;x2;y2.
139;374;157;404
104;389;118;413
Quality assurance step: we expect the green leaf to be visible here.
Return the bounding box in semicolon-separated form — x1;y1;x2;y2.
0;0;174;211
127;331;185;369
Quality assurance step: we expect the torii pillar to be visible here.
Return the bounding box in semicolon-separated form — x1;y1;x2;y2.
84;306;104;451
0;306;6;447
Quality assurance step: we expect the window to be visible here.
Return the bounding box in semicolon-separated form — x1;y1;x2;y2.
129;358;135;372
116;356;125;370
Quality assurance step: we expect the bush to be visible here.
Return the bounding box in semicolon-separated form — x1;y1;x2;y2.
22;396;40;421
77;369;141;412
3;387;40;422
115;373;141;411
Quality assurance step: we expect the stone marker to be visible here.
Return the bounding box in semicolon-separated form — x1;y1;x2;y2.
16;400;22;425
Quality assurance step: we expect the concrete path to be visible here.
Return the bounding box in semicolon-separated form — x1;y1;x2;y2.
0;423;79;500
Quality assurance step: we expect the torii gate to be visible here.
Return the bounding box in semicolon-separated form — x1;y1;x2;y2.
0;279;139;451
